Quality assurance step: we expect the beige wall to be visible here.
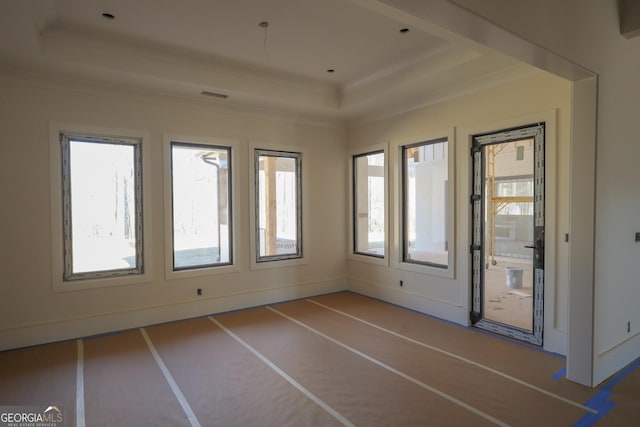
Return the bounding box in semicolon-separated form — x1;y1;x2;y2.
448;0;640;386
3;0;631;389
0;73;348;349
347;71;572;354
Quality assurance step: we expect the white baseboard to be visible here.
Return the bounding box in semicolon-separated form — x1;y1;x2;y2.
0;278;347;352
348;277;467;326
594;331;640;386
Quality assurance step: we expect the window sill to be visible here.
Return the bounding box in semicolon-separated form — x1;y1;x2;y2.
165;263;240;281
347;252;389;267
250;256;308;270
395;260;455;279
52;271;152;292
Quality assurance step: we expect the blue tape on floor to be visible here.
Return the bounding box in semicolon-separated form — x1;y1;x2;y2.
600;357;640;390
552;367;567;380
572;390;615;427
572;356;640;426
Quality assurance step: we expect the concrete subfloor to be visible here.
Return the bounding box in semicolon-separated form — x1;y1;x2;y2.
483;256;534;331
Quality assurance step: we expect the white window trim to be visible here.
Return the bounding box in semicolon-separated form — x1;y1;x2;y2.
163;134;240;280
347;143;389;267
249;142;309;270
391;128;456;279
49;122;153;292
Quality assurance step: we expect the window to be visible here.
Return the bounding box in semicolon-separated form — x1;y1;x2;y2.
495;178;534;216
402;137;449;268
353;151;385;257
170;142;232;270
60;134;143;281
255;149;302;262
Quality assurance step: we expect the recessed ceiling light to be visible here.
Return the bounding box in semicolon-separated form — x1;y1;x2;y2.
101;12;116;20
399;28;410;33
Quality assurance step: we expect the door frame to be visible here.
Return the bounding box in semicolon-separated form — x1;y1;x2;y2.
462;110;562;353
470;123;545;345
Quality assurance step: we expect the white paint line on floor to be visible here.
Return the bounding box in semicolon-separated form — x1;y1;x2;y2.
208;316;355;427
306;298;597;415
267;306;510;427
139;328;201;427
76;339;85;427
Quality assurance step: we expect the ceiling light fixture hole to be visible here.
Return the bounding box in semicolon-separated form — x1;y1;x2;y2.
399;28;410;33
101;12;116;20
259;21;270;28
327;69;335;73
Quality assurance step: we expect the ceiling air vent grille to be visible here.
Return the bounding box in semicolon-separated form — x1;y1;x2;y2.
201;90;229;99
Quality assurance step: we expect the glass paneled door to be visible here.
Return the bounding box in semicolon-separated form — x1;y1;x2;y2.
470;124;545;345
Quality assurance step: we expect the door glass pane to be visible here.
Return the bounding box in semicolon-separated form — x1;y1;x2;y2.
353;151;385;257
483;139;534;331
171;143;231;270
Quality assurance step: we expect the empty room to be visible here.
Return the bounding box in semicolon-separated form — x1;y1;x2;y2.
1;0;639;426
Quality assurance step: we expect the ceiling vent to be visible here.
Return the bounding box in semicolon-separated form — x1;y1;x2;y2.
201;90;229;99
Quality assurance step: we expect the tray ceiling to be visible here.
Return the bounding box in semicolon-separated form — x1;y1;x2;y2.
0;0;535;123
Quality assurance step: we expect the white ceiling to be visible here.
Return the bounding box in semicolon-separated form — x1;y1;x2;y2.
0;0;536;123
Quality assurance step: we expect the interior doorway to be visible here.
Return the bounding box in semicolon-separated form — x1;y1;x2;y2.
470;123;545;345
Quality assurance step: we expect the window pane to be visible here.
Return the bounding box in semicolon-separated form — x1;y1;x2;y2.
495;178;533;216
66;139;141;278
256;151;301;260
353;151;385;257
171;143;231;270
403;139;448;267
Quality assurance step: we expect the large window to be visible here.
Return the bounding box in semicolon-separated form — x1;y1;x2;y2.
60;134;143;281
402;137;449;268
170;142;232;270
255;149;302;262
353;150;385;257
